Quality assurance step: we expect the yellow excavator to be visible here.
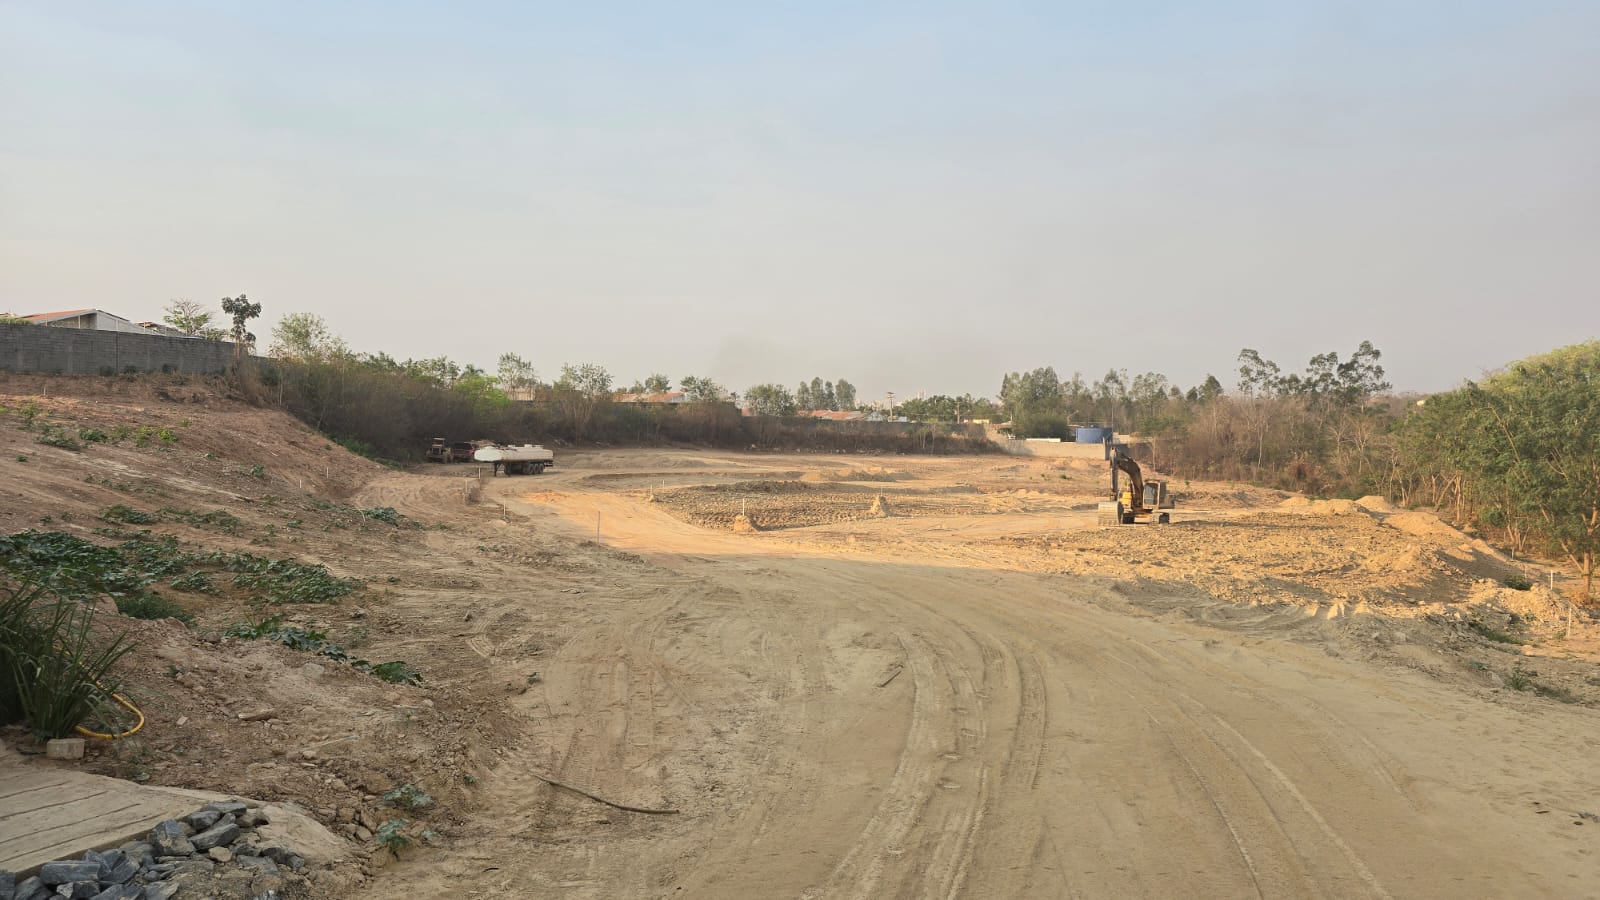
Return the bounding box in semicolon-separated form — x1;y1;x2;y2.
1097;447;1174;525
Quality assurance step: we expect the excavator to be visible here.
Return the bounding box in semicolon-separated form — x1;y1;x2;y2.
1097;446;1174;525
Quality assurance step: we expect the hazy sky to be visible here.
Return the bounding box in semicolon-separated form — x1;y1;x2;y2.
3;2;1596;400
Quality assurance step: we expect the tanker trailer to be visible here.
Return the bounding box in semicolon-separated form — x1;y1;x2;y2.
474;444;555;476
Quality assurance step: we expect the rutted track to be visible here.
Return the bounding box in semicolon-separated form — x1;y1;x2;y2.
351;454;1600;899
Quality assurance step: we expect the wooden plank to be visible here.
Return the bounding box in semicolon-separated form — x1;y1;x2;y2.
0;746;223;876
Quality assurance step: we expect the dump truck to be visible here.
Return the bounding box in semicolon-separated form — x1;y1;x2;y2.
1098;446;1174;525
474;443;555;475
426;438;449;463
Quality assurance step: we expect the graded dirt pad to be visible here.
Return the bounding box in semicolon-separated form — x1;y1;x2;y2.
2;381;1599;899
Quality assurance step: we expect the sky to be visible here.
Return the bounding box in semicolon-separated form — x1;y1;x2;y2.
2;1;1596;401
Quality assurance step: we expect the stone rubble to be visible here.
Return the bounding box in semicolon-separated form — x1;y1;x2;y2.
1;799;308;900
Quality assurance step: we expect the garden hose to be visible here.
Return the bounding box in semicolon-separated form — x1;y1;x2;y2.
74;686;145;740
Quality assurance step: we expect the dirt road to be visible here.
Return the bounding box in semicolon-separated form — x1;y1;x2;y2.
369;453;1599;899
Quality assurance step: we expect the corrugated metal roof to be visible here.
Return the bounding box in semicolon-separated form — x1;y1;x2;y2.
22;309;95;323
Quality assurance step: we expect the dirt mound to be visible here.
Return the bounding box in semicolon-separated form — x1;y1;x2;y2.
1356;495;1398;514
1278;496;1360;515
869;495;891;518
1385;511;1470;542
731;513;762;532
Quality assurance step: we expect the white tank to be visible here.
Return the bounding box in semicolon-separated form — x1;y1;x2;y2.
474;444;554;463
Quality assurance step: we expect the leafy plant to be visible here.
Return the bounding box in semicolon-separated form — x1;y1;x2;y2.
114;593;193;624
1504;573;1534;591
103;505;158;525
37;430;82;451
374;819;412;857
383;784;434;811
1;577;135;738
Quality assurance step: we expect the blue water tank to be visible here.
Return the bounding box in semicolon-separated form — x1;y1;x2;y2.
1075;426;1113;444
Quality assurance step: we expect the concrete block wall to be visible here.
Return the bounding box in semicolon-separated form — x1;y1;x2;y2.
0;324;242;376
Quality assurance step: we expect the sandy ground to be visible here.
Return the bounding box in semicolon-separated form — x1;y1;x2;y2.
2;379;1598;898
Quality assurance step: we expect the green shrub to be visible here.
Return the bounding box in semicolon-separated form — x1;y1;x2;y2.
37;431;82;451
383;784;434;811
78;428;109;443
1504;573;1534;591
114;593;193;624
103;505;158;525
0;578;135;738
374;819;412;857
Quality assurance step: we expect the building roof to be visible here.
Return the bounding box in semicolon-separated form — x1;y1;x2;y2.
615;391;687;404
23;309;96;324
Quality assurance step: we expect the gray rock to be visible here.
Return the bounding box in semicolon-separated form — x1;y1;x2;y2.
88;887;140;900
1;869;15;898
115;843;152;867
102;861;136;886
165;860;213;878
236;857;279;878
64;882;100;900
140;884;177;900
38;862;99;886
182;810;220;831
203;801;249;816
14;876;48;900
238;810;269;828
258;847;293;865
150;820;188;841
287;856;305;872
147;821;194;858
190;821;241;851
251;892;280;900
92;850;123;879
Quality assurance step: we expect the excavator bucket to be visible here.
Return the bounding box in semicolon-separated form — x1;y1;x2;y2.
1097;501;1124;526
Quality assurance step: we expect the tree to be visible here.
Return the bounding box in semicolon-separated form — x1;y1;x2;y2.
555;363;612;397
835;379;857;411
744;384;797;417
680;376;727;403
1406;343;1600;600
1236;349;1282;397
643;373;672;393
497;353;541;394
796;381;814;410
270;312;348;361
163;299;222;338
553;363;613;440
220;294;261;354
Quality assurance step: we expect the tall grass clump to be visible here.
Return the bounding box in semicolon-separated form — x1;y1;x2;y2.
0;577;134;739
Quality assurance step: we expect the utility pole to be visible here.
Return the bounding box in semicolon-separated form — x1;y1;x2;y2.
887;391;896;418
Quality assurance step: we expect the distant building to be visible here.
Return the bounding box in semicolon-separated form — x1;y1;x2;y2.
23;309;168;336
802;409;867;422
615;391;688;405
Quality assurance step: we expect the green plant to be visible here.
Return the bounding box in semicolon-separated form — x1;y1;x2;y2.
114;593;193;624
362;507;402;526
103;505;158;525
1466;619;1523;645
18;401;41;429
15;456;25;463
367;661;423;685
78;428;109;443
1505;668;1533;692
383;784;434;811
1504;573;1534;591
170;571;218;594
37;430;82;451
248;464;266;478
0;577;136;738
374;819;412;857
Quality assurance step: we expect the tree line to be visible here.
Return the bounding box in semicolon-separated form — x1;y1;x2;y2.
228;299;1597;599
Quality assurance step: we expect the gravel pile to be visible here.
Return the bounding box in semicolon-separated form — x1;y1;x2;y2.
2;800;306;900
